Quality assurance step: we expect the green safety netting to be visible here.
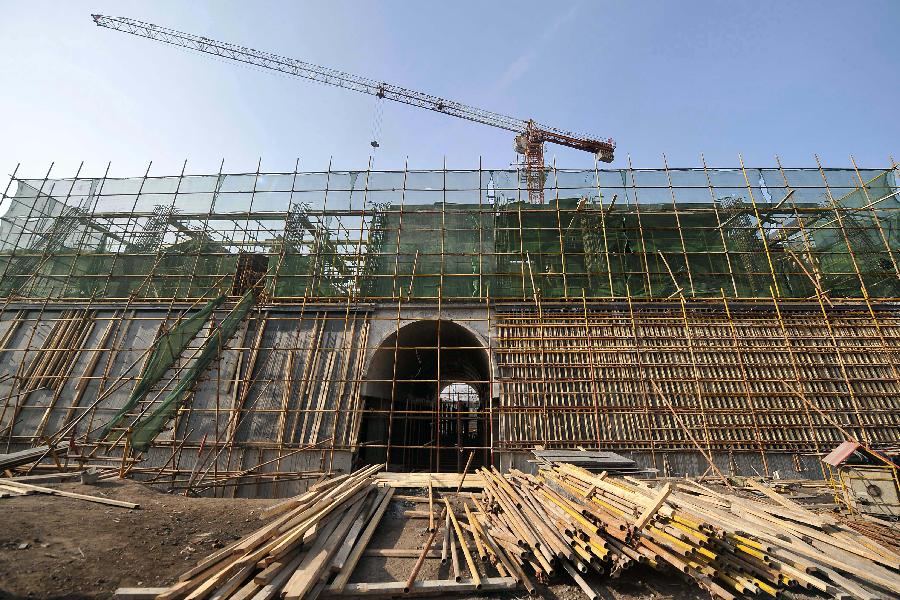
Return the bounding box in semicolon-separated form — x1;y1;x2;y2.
3;167;898;304
130;289;256;451
100;295;225;439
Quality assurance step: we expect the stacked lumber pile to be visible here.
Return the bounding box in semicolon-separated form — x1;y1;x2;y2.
137;464;388;600
473;464;900;600
119;464;518;600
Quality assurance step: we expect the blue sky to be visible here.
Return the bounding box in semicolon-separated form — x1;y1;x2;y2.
1;0;898;183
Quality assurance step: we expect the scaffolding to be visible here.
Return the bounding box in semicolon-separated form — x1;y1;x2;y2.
1;162;898;303
0;160;898;495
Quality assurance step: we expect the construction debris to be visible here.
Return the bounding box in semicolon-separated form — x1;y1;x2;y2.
838;515;900;555
533;448;649;475
114;464;518;600
129;465;389;600
3;471;84;485
0;478;139;509
111;461;900;600
374;471;484;489
470;464;900;600
0;444;60;471
0;483;34;498
822;441;900;518
3;164;900;489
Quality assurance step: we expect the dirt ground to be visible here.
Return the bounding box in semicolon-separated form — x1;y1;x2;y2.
0;480;704;600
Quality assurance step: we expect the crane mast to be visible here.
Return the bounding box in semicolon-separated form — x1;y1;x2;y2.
92;14;615;203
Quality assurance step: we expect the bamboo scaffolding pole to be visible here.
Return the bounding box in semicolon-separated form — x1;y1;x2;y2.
1;162;899;487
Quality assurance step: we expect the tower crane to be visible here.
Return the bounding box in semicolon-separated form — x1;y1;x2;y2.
92;14;616;204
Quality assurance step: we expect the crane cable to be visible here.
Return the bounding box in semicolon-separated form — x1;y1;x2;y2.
370;94;385;150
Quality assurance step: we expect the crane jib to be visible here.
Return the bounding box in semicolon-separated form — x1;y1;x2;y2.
90;13;615;161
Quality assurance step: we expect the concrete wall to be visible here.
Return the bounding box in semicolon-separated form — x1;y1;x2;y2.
361;303;501;399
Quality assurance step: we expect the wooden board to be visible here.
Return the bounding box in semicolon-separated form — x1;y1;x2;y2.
363;548;442;558
114;588;169;600
375;472;484;489
1;479;140;509
635;483;672;529
322;576;517;597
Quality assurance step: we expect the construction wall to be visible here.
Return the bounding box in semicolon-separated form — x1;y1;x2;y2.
0;304;366;496
494;301;900;478
0;163;898;494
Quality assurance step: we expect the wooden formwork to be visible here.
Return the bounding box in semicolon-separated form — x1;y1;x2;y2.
494;299;900;473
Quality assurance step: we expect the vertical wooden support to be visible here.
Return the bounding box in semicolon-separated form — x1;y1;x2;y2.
663;154;695;296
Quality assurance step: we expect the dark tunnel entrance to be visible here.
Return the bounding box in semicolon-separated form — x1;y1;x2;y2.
358;320;492;472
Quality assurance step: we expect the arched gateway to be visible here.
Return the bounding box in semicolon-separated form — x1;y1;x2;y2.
358;320;491;472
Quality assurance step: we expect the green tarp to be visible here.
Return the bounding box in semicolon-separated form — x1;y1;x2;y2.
131;290;256;451
100;295;225;439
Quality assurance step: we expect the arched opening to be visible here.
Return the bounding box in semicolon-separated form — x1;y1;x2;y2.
359;320;491;472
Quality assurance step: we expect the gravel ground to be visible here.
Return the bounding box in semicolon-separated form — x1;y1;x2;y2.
0;479;704;600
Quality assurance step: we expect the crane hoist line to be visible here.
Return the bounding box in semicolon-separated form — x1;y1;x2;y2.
91;13;616;204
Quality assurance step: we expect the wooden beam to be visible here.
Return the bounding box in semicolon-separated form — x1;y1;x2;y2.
374;472;484;489
282;500;366;600
745;479;833;527
427;477;435;532
329;487;394;591
114;588;169;600
364;548;442;558
1;479;139;509
634;483;671;530
322;576;517;597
